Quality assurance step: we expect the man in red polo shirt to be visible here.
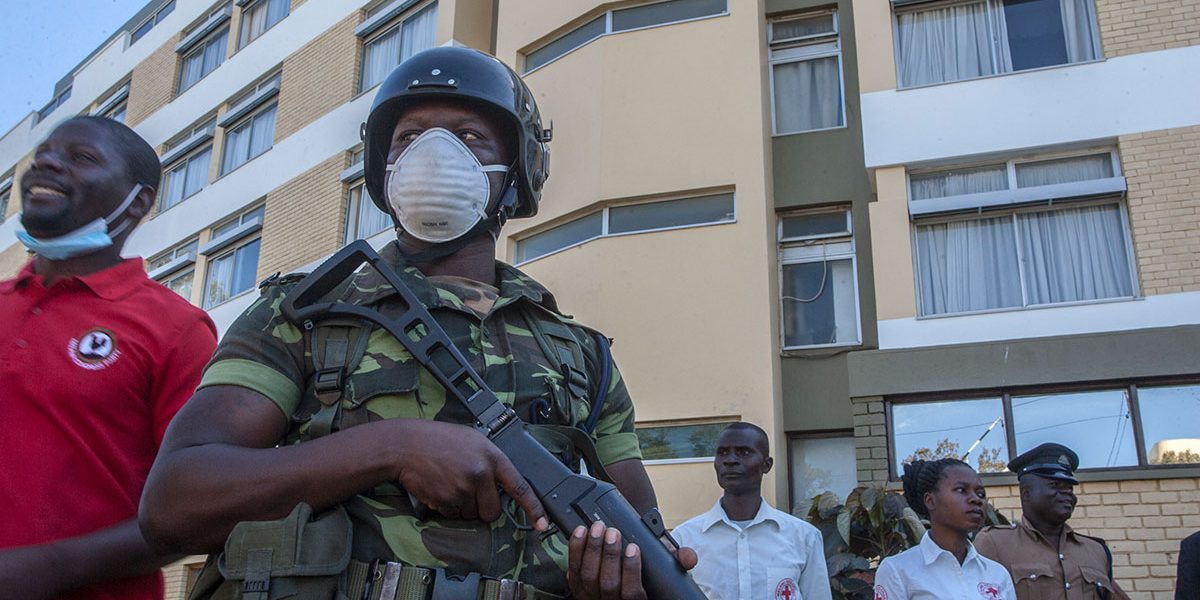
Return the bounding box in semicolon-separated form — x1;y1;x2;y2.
0;116;217;599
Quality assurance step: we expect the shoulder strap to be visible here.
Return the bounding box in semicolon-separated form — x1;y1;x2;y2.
304;318;372;440
522;305;589;403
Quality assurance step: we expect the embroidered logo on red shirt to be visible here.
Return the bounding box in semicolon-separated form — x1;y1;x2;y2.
69;328;119;370
874;585;888;600
774;578;797;600
978;582;1002;599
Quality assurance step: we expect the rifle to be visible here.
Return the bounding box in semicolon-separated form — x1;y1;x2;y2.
281;240;705;600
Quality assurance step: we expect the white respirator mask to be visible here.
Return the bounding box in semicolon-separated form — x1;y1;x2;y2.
384;128;511;244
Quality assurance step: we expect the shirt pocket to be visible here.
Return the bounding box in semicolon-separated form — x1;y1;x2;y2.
1080;565;1115;599
768;566;802;600
1012;562;1058;597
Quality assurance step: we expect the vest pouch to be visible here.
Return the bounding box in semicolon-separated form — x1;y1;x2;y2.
190;502;353;600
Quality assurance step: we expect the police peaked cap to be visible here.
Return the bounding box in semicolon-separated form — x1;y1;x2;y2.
362;46;550;222
1008;442;1080;484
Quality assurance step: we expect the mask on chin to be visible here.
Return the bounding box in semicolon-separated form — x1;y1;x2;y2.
384;128;510;244
17;183;142;261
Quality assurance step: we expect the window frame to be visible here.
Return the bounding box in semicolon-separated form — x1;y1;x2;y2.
357;0;438;94
778;207;862;350
36;87;72;124
200;205;265;309
219;101;278;175
513;191;737;266
130;0;177;45
786;429;858;510
767;9;847;136
343;180;393;244
159;144;214;213
237;0;290;49
891;0;1104;90
635;418;740;465
885;377;1200;480
0;174;12;225
522;0;730;74
177;25;231;94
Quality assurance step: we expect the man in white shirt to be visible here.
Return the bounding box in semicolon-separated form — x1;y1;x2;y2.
672;423;832;600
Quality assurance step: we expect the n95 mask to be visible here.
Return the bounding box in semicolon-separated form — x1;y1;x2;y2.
385;128;510;243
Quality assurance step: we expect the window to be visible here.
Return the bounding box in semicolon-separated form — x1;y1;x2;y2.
36;87;72;124
910;149;1134;316
345;184;392;243
148;240;199;300
359;2;437;93
769;11;844;134
238;0;289;48
779;208;860;349
220;103;276;174
93;82;130;123
888;381;1200;477
131;0;176;44
178;27;230;93
524;0;728;73
894;0;1099;88
515;192;734;264
0;174;12;225
160;146;212;211
636;420;738;462
202;206;264;308
790;433;858;508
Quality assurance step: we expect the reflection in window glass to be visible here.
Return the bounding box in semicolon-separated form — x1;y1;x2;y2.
1012;389;1136;468
637;422;736;461
1015;153;1113;188
525;16;605;72
909;164;1008;201
345;183;392;243
221;104;277;174
203;238;261;308
791;435;857;507
164;270;194;300
611;0;726;32
892;398;1009;474
780;211;848;240
1138;385;1200;465
514;212;602;264
608;193;734;234
781;258;857;347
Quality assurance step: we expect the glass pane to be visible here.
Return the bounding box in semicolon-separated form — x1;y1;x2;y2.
232;238;262;297
780;211;848;240
1012;389;1137;468
772;13;835;43
241;205;266;225
1015;153;1113;188
161;162;187;210
184;147;211;197
357;189;391;240
773;56;843;133
399;4;437;63
1017;204;1133;305
896;2;995;87
165;270;194;300
892;398;1010;474
910;164;1008;200
525;15;605;72
360;26;401;91
791;436;857;507
514;211;602;263
611;0;726;32
247;104;277;160
1003;0;1069;71
637;422;736;461
1138;385;1200;465
608;193;734;234
203;252;233;308
158;0;175;21
915;216;1022;315
132;19;154;42
781;257;857;347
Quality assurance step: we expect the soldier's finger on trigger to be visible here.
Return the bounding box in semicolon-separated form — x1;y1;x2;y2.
494;453;547;530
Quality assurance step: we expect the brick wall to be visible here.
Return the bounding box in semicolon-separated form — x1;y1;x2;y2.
852;397;1197;599
274;13;361;141
256;153;349;279
1095;0;1200;58
162;556;205;600
126;33;183;127
1119;125;1200;296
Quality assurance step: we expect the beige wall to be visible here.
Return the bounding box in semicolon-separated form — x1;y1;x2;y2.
0;243;30;280
127;33;183;127
438;0;496;51
275;13;361;141
866;167;917;320
1096;0;1200;59
1120;125;1200;296
851;0;898;93
257;153;349;279
647;461;724;528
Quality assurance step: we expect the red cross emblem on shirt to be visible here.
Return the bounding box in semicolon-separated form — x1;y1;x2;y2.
978;582;1001;599
775;578;797;600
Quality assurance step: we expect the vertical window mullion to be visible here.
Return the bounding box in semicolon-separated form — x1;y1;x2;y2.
1011;212;1029;307
605;10;614;34
1002;392;1017;460
601;207;610;236
1129;384;1149;467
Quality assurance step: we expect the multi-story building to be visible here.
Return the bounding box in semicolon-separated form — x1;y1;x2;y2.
0;0;1194;597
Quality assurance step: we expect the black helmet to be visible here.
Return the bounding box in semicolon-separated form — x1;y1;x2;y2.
363;46;550;222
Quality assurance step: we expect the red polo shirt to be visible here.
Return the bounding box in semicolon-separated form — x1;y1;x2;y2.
0;258;217;600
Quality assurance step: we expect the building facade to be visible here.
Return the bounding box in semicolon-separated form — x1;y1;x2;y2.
0;0;1195;598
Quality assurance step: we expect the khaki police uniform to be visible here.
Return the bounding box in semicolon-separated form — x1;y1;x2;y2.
975;520;1126;600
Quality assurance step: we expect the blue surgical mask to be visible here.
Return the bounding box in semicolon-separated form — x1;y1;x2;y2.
17;183;142;261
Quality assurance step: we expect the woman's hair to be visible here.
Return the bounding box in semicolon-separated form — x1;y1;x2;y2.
901;458;971;519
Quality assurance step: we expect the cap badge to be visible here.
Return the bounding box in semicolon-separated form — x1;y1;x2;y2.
1058;455;1070;465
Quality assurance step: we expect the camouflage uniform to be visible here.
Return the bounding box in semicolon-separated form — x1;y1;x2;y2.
196;241;641;597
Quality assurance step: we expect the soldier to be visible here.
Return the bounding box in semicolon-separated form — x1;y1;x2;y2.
975;443;1129;600
140;47;693;599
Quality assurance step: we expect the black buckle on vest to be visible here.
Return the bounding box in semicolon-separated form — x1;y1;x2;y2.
314;367;344;394
430;569;481;600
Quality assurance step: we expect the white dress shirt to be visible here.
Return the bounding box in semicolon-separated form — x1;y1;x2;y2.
873;532;1016;600
672;498;832;600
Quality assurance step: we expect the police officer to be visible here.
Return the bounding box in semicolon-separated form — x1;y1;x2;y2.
975;443;1129;600
141;47;693;599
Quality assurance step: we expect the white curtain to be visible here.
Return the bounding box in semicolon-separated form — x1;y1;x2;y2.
1060;0;1097;62
1016;153;1111;187
1018;204;1133;305
400;4;438;62
897;2;994;87
773;56;841;133
361;28;401;91
204;253;233;308
916;216;1023;314
910;165;1008;200
182;147;210;197
248;105;277;159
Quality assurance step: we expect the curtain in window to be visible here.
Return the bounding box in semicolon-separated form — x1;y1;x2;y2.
773;56;841;133
203;31;228;74
204;253;233;308
897;2;995;87
916;216;1023;314
1060;0;1097;62
1018;204;1132;305
361;27;401;91
180;53;203;90
400;5;437;62
248;106;277;158
355;188;391;240
1016;153;1112;187
910;165;1008;200
222;126;247;173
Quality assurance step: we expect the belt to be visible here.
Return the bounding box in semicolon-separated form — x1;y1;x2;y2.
346;561;558;600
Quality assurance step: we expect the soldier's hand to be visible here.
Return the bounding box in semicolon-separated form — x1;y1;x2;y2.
393;420;548;529
566;522;698;600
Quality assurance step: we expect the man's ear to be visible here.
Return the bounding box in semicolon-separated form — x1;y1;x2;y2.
128;184;156;221
762;456;774;474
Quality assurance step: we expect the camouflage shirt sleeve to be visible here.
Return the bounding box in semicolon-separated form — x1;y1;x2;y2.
590;346;642;466
196;281;308;419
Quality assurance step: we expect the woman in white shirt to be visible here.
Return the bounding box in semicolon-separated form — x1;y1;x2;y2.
873;458;1016;600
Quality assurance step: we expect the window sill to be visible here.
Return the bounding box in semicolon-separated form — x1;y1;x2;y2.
203;287;256;311
915;295;1142;321
896;57;1106;93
